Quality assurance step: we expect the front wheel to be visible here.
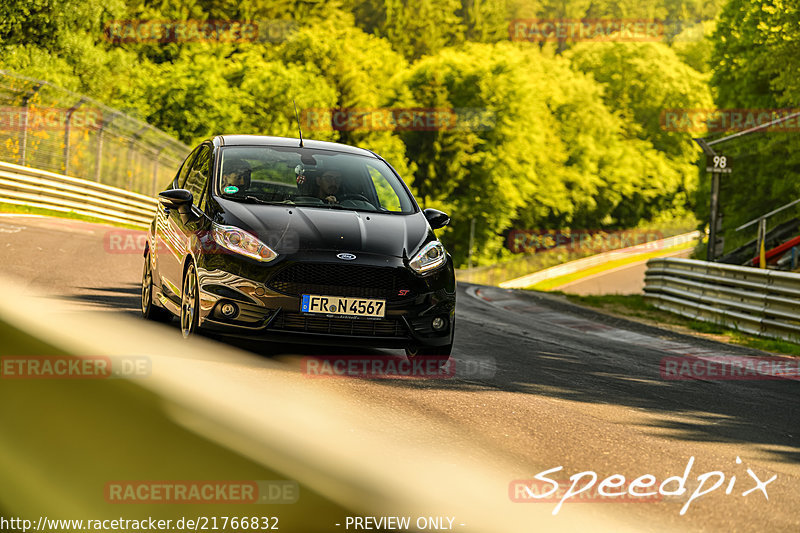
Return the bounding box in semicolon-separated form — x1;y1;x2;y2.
180;263;200;338
141;254;172;322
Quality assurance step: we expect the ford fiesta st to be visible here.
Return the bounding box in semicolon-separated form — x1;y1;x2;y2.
141;135;455;362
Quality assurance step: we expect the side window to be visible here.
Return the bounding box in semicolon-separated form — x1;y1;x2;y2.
174;148;200;189
368;164;402;212
184;146;211;206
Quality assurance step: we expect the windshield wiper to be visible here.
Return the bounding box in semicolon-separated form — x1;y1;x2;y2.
244;195;272;204
223;195;280;205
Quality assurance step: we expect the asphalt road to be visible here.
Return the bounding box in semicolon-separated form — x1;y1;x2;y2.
2;214;799;532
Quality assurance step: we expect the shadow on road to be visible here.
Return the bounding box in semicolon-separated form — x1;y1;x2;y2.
59;284;141;315
75;282;800;465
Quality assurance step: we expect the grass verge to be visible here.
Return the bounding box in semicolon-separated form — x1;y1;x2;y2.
563;293;800;358
0;201;145;230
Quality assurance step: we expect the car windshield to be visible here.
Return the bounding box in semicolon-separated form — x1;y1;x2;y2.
216;146;415;214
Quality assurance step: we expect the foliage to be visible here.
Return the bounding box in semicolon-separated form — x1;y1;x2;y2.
701;0;800;256
0;0;729;267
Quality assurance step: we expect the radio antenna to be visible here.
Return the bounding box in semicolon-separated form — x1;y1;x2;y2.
293;100;304;147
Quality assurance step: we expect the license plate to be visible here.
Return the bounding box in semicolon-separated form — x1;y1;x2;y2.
301;294;385;318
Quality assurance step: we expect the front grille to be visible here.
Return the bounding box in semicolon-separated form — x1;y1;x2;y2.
270;312;408;338
267;263;413;300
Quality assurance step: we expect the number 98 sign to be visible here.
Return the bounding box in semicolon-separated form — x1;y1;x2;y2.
706;154;732;174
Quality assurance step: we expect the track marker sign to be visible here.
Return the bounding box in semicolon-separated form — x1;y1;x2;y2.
706;154;732;174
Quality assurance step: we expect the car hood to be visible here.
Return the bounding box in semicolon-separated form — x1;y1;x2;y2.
217;199;431;258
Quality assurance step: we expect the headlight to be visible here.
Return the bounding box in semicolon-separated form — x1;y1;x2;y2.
212;223;278;262
409;240;447;274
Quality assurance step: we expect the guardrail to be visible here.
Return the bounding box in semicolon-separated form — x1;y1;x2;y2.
0;160;156;228
0;69;188;195
644;257;800;343
499;230;701;289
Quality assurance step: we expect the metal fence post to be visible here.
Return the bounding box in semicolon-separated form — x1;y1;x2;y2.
468;218;476;270
20;84;43;167
63;97;86;176
757;218;767;268
708;172;720;261
127;126;148;190
152;147;165;196
94;124;104;182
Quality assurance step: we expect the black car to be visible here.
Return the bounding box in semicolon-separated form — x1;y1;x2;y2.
141;135;455;361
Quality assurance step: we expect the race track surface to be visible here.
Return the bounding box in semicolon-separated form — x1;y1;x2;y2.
2;214;798;532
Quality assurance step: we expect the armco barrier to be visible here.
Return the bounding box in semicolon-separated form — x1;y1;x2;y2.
644;257;800;343
0;160;156;227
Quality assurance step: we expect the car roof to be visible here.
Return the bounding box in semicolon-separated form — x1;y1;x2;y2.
214;135;378;158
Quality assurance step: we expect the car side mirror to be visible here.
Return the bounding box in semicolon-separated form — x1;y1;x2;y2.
423;208;450;230
158;189;196;222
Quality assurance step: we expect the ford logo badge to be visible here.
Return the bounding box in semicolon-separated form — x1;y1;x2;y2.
337;253;357;261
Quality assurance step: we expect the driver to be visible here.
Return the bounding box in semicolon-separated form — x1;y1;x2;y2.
221;160;251;193
317;170;342;204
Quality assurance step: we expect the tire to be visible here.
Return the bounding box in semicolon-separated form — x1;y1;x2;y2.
180;262;200;338
141;254;172;322
405;343;452;369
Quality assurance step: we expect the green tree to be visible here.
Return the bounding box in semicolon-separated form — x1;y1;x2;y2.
0;0;125;48
275;18;412;176
711;0;800;109
672;20;715;72
567;42;713;227
397;43;574;265
567;42;711;162
344;0;466;59
698;0;800;256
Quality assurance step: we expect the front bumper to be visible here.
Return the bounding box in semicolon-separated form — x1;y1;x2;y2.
194;257;456;349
